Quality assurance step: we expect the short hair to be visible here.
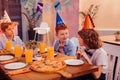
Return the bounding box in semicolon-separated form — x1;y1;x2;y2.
1;22;12;32
1;22;19;32
78;29;102;49
55;24;68;34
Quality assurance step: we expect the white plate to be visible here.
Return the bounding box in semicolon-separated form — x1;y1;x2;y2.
38;48;47;52
45;48;47;52
54;53;57;56
4;62;26;70
0;55;14;61
64;59;84;66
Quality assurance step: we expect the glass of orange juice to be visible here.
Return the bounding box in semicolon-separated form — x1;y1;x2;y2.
47;47;54;59
39;42;46;53
6;40;12;51
14;45;23;58
25;49;33;63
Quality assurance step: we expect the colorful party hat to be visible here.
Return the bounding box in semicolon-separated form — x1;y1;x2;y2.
56;12;64;27
82;13;95;29
3;10;11;22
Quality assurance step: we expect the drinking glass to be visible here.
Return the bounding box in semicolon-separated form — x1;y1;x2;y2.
25;49;33;63
39;42;46;53
6;40;12;51
14;45;23;59
47;47;54;59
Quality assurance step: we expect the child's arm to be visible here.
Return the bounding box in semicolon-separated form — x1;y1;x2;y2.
76;50;102;79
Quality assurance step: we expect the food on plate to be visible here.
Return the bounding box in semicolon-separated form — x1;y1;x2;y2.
31;59;66;73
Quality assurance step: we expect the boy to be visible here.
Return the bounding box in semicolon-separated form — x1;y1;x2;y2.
0;22;23;49
54;24;76;57
54;12;76;57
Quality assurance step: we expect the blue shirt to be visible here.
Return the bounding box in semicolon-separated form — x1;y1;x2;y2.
0;34;23;49
54;39;76;57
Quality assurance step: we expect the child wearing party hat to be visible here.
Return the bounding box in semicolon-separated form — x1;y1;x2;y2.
75;14;108;80
0;22;23;49
54;12;76;57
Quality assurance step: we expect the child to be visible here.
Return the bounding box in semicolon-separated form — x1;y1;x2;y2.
76;14;108;80
0;22;23;49
54;12;76;57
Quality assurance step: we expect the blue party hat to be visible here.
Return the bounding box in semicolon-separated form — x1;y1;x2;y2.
56;12;64;27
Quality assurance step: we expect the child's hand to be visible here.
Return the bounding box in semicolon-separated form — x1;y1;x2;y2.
76;49;92;64
76;49;86;59
58;42;64;53
76;50;83;59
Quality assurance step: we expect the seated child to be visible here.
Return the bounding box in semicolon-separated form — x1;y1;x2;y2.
54;24;76;57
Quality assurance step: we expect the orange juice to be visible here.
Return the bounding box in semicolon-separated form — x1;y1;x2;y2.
6;41;12;51
14;45;22;58
25;49;33;63
47;47;54;59
39;43;46;53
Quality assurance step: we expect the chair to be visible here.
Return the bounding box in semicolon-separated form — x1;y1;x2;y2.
106;54;116;80
33;22;50;42
115;57;120;80
102;43;120;80
118;68;120;80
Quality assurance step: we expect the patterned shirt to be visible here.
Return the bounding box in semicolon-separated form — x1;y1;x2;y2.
54;39;76;57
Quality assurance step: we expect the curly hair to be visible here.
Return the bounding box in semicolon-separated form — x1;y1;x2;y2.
55;24;68;34
78;29;102;49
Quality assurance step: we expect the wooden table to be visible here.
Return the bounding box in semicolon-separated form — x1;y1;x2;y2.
0;53;98;80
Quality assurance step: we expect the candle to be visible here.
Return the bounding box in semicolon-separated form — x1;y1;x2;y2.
47;47;54;59
6;40;12;51
39;43;46;53
25;49;33;63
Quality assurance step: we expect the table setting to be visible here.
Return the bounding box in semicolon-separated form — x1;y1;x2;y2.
0;41;99;80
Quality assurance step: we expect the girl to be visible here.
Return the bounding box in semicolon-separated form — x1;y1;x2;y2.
76;29;108;80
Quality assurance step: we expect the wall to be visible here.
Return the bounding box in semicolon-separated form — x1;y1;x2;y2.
42;0;55;46
21;2;28;42
58;0;79;37
79;0;120;30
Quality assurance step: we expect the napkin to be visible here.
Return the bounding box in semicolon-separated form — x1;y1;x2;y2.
8;68;31;76
0;58;18;64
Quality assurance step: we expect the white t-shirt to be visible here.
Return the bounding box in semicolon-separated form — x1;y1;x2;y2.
87;48;108;73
